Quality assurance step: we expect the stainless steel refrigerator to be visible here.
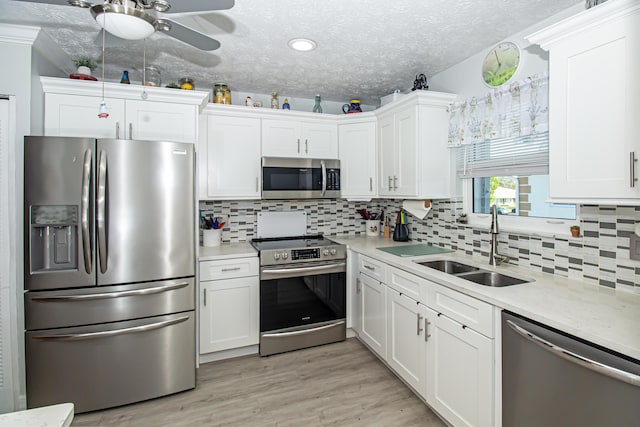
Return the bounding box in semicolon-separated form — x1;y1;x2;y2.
23;136;196;413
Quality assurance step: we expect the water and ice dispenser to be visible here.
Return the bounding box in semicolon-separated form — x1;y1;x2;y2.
29;205;78;273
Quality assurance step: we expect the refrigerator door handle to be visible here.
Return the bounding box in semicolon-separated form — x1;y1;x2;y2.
30;281;190;302
31;315;190;341
81;148;93;274
97;149;108;274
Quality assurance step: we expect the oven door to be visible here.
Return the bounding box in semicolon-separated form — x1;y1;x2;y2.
259;261;346;355
262;157;340;199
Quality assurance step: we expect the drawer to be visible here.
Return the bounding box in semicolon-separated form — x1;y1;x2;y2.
385;266;427;304
358;254;386;282
199;257;259;281
426;284;494;338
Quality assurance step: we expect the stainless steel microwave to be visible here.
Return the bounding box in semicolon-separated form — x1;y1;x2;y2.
262;157;340;199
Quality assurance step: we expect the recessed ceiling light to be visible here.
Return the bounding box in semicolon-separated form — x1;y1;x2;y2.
288;38;317;52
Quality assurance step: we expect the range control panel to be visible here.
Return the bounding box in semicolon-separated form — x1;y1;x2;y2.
260;245;346;266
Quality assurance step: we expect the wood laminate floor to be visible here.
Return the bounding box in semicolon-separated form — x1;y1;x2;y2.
72;338;447;427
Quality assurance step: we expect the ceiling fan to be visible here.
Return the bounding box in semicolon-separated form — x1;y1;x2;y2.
13;0;235;50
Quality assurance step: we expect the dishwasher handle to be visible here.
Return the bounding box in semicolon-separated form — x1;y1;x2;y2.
506;319;640;388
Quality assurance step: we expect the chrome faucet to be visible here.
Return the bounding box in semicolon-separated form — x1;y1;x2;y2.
489;205;509;267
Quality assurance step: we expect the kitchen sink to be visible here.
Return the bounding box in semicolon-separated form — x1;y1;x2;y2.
414;259;532;287
416;260;479;275
455;271;528;287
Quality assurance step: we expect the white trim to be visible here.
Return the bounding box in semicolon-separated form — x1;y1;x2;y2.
0;24;40;45
462;179;579;237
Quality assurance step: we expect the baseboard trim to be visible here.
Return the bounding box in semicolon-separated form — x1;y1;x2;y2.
199;345;259;364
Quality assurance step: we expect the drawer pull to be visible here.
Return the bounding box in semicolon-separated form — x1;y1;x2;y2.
363;265;375;271
417;313;423;335
425;319;431;342
221;267;242;272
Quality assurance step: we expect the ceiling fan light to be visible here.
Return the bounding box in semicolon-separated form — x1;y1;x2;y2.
91;3;157;41
288;38;317;52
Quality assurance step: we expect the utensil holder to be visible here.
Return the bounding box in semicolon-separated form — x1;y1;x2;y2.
366;220;379;237
203;229;221;247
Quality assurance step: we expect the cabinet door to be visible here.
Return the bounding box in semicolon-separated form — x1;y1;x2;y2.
378;113;395;196
125;100;197;143
359;272;386;358
426;312;493;427
261;119;301;157
199;276;259;354
395;106;418;197
44;93;125;138
339;121;377;198
205;115;261;199
301;121;338;158
548;11;640;200
386;287;427;397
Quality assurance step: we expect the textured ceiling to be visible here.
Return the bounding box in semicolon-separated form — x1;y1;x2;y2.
0;0;581;104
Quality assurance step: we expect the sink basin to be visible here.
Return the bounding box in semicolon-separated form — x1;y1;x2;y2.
416;260;479;275
456;271;528;287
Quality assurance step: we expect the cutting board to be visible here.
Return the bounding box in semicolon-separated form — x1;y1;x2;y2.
377;244;453;257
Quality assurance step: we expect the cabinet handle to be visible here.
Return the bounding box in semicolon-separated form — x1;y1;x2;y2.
305;139;308;153
631;152;637;188
388;176;392;191
297;138;300;153
221;267;241;272
425;319;431;342
363;264;375;271
356;278;361;293
417;313;423;336
393;176;398;190
203;288;207;306
256;177;259;192
128;123;133;140
116;122;120;139
369;177;373;192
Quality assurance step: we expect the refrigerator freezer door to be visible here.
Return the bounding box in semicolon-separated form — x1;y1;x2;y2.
24;136;96;290
24;278;194;330
97;139;195;286
26;311;195;413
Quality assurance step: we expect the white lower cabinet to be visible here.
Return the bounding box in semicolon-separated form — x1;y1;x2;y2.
385;287;428;396
199;257;259;354
426;312;493;427
358;272;386;358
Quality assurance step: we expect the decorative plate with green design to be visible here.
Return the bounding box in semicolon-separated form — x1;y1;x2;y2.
482;42;521;87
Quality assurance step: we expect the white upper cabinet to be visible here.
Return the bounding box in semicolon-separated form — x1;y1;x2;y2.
338;118;377;199
201;114;261;199
528;0;640;204
262;118;338;158
376;91;457;199
41;77;208;143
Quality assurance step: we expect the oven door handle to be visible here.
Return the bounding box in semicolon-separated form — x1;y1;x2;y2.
261;262;346;279
262;321;345;338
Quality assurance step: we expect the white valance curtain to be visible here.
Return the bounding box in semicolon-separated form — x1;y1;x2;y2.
449;73;550;178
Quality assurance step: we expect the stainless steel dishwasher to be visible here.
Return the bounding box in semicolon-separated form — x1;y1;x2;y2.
502;311;640;427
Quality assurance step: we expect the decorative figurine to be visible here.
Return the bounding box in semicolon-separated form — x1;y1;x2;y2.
313;94;323;113
271;92;279;109
282;98;290;110
245;96;252;107
120;70;130;84
411;73;428;91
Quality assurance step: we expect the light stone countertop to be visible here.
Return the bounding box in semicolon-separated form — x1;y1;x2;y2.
0;403;74;427
331;235;640;360
198;242;257;261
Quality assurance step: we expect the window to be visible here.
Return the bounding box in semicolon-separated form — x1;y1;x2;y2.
449;73;578;234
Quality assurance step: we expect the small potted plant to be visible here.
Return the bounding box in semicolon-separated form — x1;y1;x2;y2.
457;213;468;224
570;225;580;237
73;56;97;76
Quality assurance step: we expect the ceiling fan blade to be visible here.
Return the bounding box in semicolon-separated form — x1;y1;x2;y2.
163;19;220;51
164;0;234;14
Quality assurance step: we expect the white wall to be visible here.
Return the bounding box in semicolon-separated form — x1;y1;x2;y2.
429;4;584;99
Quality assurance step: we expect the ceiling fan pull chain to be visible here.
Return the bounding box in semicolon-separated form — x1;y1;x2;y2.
98;11;109;119
141;39;148;100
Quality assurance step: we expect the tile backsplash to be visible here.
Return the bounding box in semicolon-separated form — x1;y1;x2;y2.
199;199;640;290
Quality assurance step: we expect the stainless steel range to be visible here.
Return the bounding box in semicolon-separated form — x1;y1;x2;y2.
252;212;346;356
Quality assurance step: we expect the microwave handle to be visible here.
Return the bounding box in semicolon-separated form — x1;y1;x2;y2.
321;160;327;196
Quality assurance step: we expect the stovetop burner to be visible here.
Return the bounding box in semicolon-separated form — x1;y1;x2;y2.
251;234;335;251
